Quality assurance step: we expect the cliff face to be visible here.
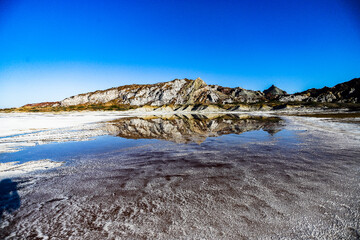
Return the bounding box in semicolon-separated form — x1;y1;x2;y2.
59;78;265;107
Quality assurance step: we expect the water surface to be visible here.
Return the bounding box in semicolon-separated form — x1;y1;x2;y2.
1;114;359;239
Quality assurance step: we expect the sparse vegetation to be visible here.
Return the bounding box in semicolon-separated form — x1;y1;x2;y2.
1;102;358;113
1;100;359;113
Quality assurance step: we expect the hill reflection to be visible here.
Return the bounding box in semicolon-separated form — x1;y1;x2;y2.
104;114;284;144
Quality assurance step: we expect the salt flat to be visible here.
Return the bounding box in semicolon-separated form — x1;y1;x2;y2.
0;111;130;137
0;112;131;153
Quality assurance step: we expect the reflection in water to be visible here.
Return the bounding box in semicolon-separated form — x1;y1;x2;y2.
0;179;20;221
104;114;284;144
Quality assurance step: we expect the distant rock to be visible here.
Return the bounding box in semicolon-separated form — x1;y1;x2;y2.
264;85;287;98
280;78;360;103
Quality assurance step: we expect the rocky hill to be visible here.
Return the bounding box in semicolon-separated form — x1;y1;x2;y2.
58;78;265;107
15;77;360;111
58;77;359;107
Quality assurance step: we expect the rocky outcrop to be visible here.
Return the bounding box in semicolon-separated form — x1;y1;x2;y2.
280;78;360;103
22;77;359;109
59;78;266;107
208;85;265;103
60;78;206;107
104;114;283;144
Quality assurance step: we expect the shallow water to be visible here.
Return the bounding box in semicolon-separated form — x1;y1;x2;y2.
1;114;359;239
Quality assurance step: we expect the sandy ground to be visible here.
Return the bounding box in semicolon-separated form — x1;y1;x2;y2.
0;111;360;239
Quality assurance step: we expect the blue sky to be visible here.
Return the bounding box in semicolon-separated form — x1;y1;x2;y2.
0;0;359;108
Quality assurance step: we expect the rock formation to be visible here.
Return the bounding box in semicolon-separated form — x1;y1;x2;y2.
264;85;287;99
59;78;266;107
20;77;360;109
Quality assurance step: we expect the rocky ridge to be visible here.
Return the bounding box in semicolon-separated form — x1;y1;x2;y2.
279;78;360;103
59;78;266;107
18;77;360;110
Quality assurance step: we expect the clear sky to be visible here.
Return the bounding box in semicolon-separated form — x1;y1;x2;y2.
0;0;359;108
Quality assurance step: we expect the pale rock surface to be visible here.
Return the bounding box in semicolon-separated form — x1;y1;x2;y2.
22;77;360;108
59;78;266;107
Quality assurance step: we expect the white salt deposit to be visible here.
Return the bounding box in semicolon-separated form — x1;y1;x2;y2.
0;112;128;137
0;159;63;179
0;112;129;153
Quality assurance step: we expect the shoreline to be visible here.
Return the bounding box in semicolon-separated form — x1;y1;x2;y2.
1;110;359;178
